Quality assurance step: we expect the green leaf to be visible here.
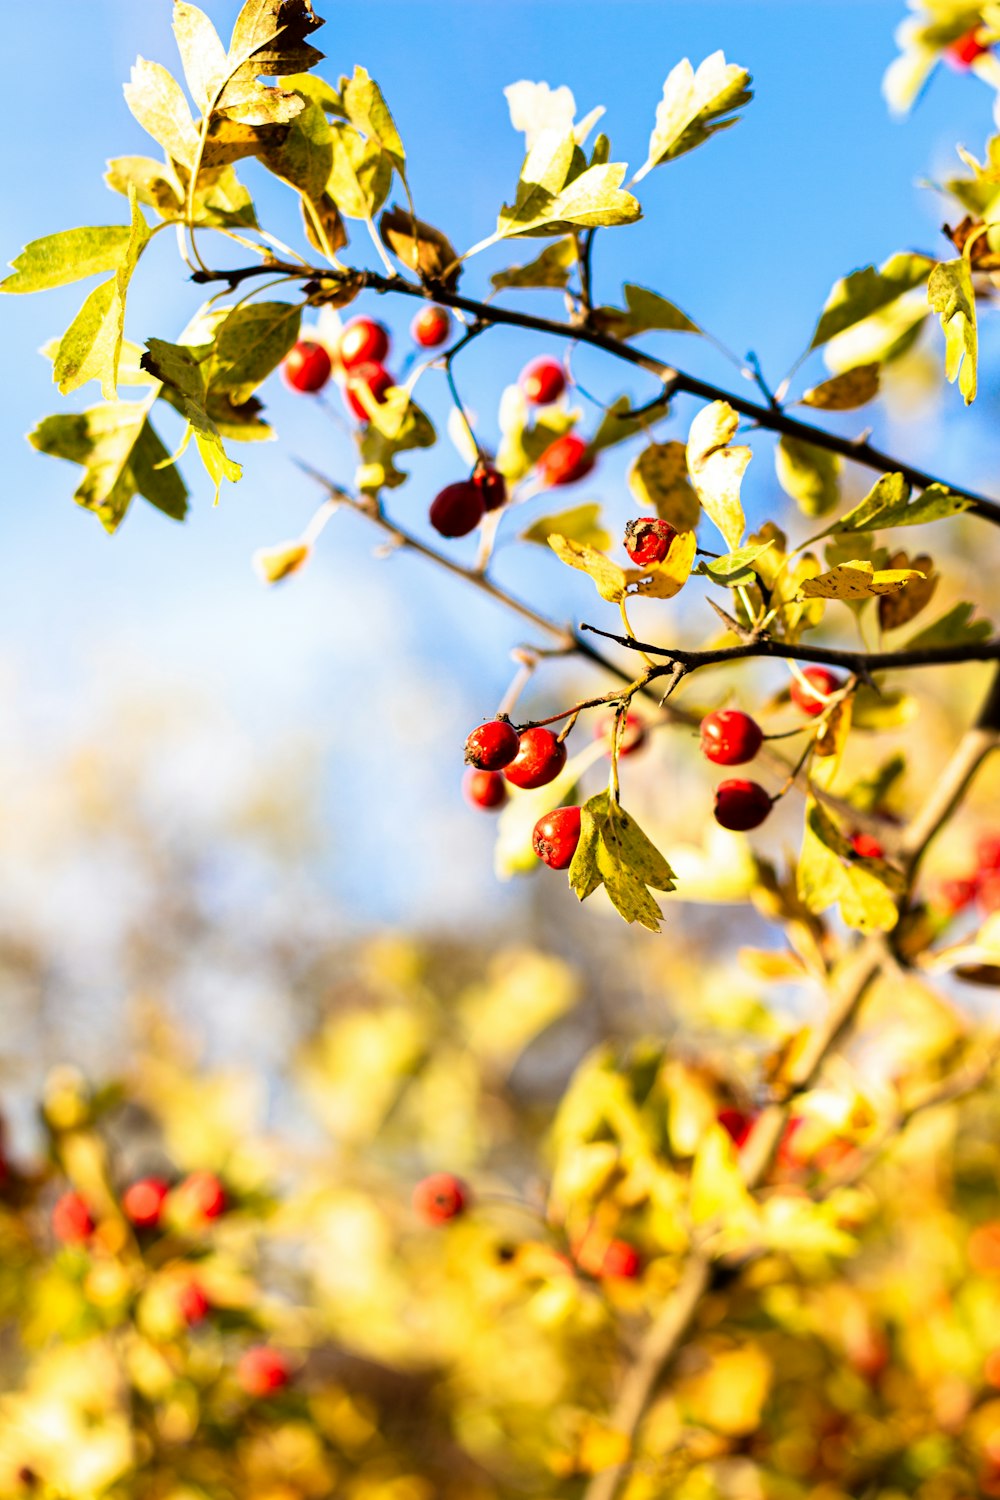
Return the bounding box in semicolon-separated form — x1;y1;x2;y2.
686;401;749;550
904;601;994;651
775;437;841;518
819;473;972;537
257;96;331;200
0;226;133;295
495;132;640;240
495;384;578;480
141;337;242;502
29;403;188;533
690;1126;757;1227
635;53;752;178
799;559;925;601
797;798;901;933
521;503;609;551
328;122;393;220
123;58;201;169
489;238;576;292
339;65;405;178
628;441;700;530
589;394;651;454
172;2;228;114
355;387;435;494
800;364;880;411
548;535;628;602
696;540;774;588
928;257;977;403
591;283;700;340
569;790;676;933
808;252;934;352
207;301;301;402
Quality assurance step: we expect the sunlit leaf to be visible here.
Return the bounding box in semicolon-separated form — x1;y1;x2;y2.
636;53;752;178
628;441;700;531
775;437;841;517
591;283;700;339
569;789;675;932
29;403;188;533
522;504;610;551
799;559;925;601
548;535;628;602
808;252;934;351
490;238;576;292
928;257;977;403
800;364;880;410
686;400;749;550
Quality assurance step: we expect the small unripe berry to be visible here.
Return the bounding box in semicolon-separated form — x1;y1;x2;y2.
519;356;566;405
237;1345;291;1398
536;433;594;488
52;1191;94;1245
122;1176;170;1230
717;1108;756;1149
594;711;646;758
947;27;990;68
504;727;567;790
472;461;507;512
177;1279;210;1327
790;666;842;716
850;831;885;860
699;709;763;766
624;517;676;568
338;316;390;369
282;340;332;394
342;360;393;421
176;1171;227;1223
465;719;520;771
429;480;485;538
532;806;582;869
410;305;451;348
463;768;508;810
412;1172;469;1224
713;779;773;832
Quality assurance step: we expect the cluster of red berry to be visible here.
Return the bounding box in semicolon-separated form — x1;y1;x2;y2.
937;832;1000;916
284;306;452;413
946;26;993;68
51;1171;291;1398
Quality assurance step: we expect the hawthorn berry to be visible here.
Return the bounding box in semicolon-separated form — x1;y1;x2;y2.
410;304;451;348
594;711;646;758
463;768;508;811
519;356;566;406
575;1235;642;1279
947;27;991;68
536;433;594;487
465;719;520;771
177;1279;210;1327
504;727;567;790
713;779;773;832
122;1176;170;1230
282;339;332;394
342;360;393;421
699;709;763;766
938;875;979;913
718;1108;756;1149
850;831;885;860
429;480;485;538
977;833;1000;871
532;806;582;870
237;1345;292;1398
472;461;507;512
338;316;390;369
624;517;676;568
790;665;842;716
52;1191;94;1244
412;1172;469;1225
176;1170;227;1222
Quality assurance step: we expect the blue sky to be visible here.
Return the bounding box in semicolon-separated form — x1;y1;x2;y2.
1;0;997;930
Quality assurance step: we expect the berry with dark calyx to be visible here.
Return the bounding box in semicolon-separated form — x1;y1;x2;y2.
504;727;567;790
519;356;566;406
177;1279;210;1327
594;711;646;758
237;1346;292;1398
536;433;594;488
342;361;393;421
472;461;507;512
713;779;773;832
338;316;390;369
850;831;885;860
52;1190;94;1245
410;305;451;348
463;769;508;811
465;718;520;771
718;1108;756;1149
790;666;842;717
429;480;485;538
122;1176;170;1230
947;27;991;68
176;1170;227;1223
282;340;332;394
699;709;763;766
624;517;676;568
532;806;582;870
412;1172;469;1225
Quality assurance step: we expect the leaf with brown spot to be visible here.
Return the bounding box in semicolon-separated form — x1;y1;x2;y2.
379;205;460;288
878;551;938;631
800;363;880;411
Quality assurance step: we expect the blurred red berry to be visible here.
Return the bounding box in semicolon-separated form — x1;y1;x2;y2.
177;1279;210;1327
338;316;390;369
777;1115;806;1171
594;711;646;758
504;727;567;790
122;1176;170;1230
52;1191;94;1244
429;480;485;538
465;719;520;771
790;666;842;717
624;517;676;568
938;875;980;913
850;831;885;861
178;1171;227;1222
575;1237;642;1280
519;356;566;405
532;807;582;869
977;833;1000;871
463;768;508;811
282;340;332;393
237;1345;291;1397
412;1172;469;1224
410;305;451;348
713;779;773;832
980;872;1000;914
472;461;507;512
700;710;763;766
718;1108;756;1149
536;433;594;487
947;27;991;68
342;360;393;421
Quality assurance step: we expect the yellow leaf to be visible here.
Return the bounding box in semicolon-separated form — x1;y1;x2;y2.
686;400;749;550
627;440;700;530
522;503;610;551
799;559;924;601
252;539;311;583
678;1344;772;1436
627;527;697;599
689;1124;757;1227
548;533;628;601
800;363;880;410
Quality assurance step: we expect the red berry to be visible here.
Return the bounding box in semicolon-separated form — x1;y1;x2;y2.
52;1191;94;1245
463;768;508;811
472;461;507;512
536;433;594;488
342;360;393;421
590;1239;642;1280
282;340;332;394
465;719;520;771
178;1171;227;1222
624;517;676;568
718;1108;756;1149
237;1346;291;1398
122;1176;170;1230
519;356;566;406
504;727;567;790
410;305;451;348
713;779;773;832
532;806;582;870
980;872;1000;914
790;666;842;716
594;711;646;758
850;831;885;861
177;1279;210;1327
938;875;980;913
699;709;763;766
412;1172;469;1225
429;480;485;538
338;316;390;369
947;27;990;68
977;834;1000;872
